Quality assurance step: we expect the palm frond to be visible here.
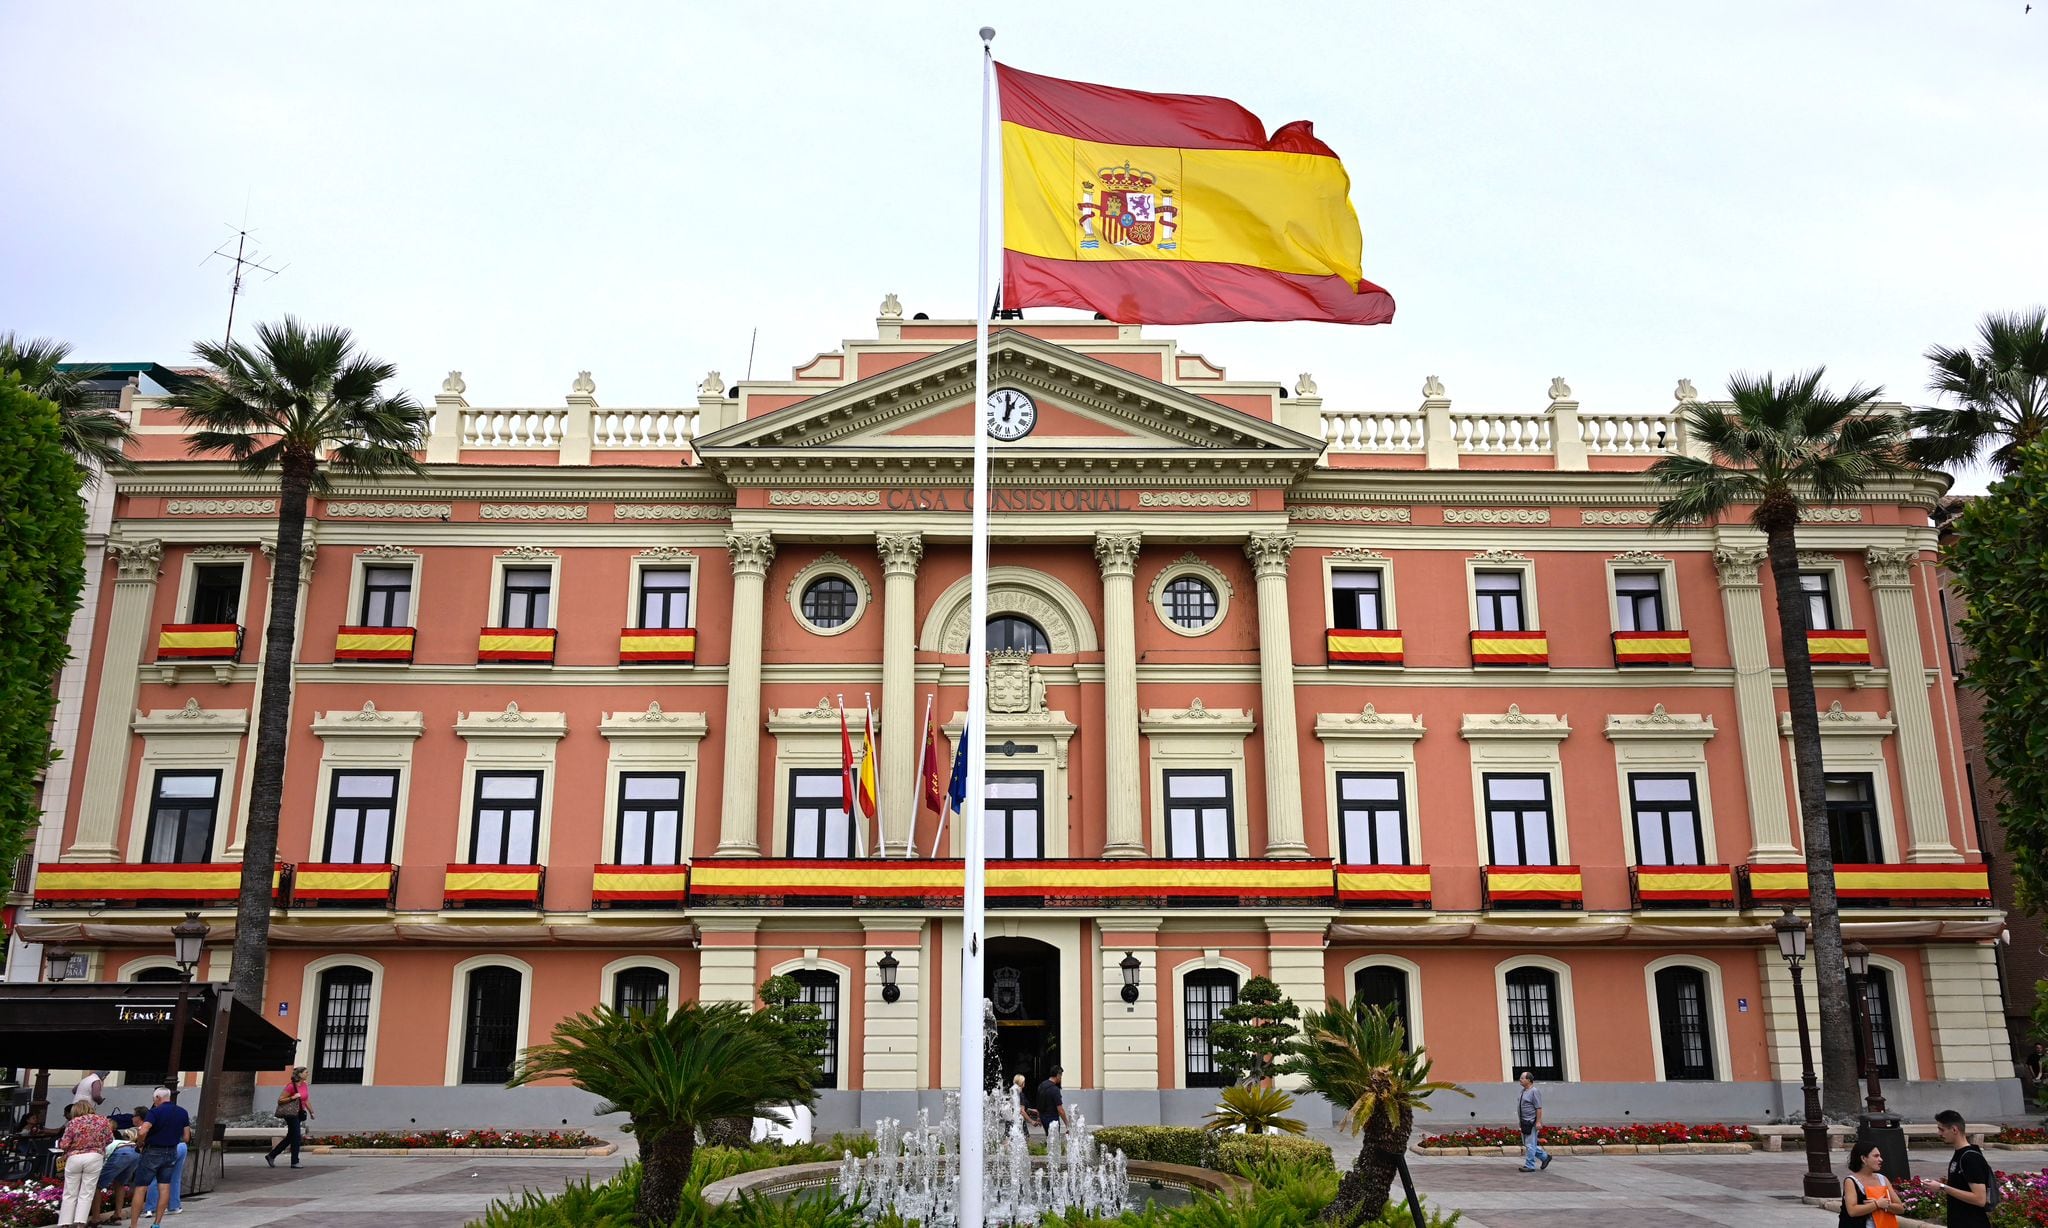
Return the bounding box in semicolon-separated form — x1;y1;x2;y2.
1914;307;2048;474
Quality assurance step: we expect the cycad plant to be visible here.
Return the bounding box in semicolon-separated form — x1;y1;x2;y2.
1292;1001;1468;1225
1203;1085;1308;1136
1907;306;2048;474
1646;368;1909;1116
0;332;133;477
510;1001;820;1225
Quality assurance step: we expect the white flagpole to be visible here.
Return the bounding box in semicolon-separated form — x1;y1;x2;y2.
959;25;997;1227
866;690;884;857
908;693;933;858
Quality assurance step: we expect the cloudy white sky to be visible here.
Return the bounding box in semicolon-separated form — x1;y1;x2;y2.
4;3;2041;490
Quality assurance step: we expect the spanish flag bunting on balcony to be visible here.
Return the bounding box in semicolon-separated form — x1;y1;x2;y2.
444;864;544;903
618;627;697;664
1326;629;1403;665
1470;630;1549;666
1485;865;1583;902
1632;864;1734;903
1611;630;1692;666
33;862;274;903
997;64;1394;325
478;628;555;663
1806;630;1871;665
157;624;241;660
1333;865;1433;905
291;863;396;902
335;627;416;662
591;864;690;904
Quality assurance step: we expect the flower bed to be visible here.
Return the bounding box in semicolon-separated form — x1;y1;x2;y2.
1894;1168;2048;1225
1989;1125;2048;1146
1418;1122;1756;1150
0;1178;60;1228
307;1127;604;1150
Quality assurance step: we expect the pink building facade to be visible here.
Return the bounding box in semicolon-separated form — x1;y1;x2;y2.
18;307;2019;1128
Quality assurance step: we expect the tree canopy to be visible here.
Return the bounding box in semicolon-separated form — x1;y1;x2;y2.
1210;975;1302;1086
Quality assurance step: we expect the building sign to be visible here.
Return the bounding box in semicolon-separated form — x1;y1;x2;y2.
116;1004;176;1024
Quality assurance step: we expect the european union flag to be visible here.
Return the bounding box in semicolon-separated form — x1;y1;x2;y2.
947;722;970;814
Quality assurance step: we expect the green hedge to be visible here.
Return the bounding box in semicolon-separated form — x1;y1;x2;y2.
1091;1125;1217;1168
1216;1133;1336;1173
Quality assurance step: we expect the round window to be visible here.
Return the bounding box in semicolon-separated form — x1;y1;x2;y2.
801;576;859;629
1162;575;1220;629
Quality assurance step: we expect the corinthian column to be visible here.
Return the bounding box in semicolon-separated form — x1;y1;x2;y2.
1246;532;1308;857
1865;547;1959;862
1715;543;1797;861
1095;531;1145;857
70;539;163;860
876;532;923;855
716;531;775;856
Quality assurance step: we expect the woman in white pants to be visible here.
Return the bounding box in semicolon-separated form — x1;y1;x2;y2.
55;1097;112;1227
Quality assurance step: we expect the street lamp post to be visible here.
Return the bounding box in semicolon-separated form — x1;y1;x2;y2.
26;945;77;1130
165;911;209;1103
1774;908;1837;1199
1842;940;1909;1178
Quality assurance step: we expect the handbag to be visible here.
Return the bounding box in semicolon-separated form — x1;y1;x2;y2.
276;1089;304;1120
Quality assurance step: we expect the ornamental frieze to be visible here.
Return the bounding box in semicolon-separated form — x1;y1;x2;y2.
767;489;881;507
1286;505;1411;523
1581;509;1655;525
480;503;588;520
1444;508;1550;525
1136;491;1250;508
166;498;276;515
614;503;731;521
326;502;452;519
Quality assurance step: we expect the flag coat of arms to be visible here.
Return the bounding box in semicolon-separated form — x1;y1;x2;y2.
997;64;1394;326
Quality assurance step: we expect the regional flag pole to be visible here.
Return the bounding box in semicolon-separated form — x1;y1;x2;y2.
959;25;998;1226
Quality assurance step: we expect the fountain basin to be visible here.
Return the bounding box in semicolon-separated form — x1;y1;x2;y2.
701;1159;1248;1209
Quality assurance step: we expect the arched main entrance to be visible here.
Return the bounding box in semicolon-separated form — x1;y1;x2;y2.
986;937;1060;1090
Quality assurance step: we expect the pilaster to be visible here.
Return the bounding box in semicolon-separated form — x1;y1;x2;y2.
693;917;761;1005
861;919;924;1090
1095;531;1144;857
1098;916;1162;1091
876;532;923;856
1864;548;1959;862
229;530;316;854
1264;917;1328;1089
1922;944;2015;1081
69;538;163;861
1245;532;1307;856
716;531;775;855
1715;543;1797;862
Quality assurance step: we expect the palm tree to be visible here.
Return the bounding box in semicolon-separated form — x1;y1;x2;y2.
511;1001;820;1224
0;332;133;476
1647;368;1909;1118
1293;1000;1467;1225
165;317;427;1113
1907;307;2048;474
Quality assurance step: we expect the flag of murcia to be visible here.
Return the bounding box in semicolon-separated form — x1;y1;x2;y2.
998;64;1394;326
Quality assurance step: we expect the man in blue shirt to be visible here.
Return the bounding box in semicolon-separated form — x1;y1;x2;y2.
134;1088;191;1226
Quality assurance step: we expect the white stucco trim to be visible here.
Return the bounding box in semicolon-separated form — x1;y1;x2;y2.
1641;954;1733;1083
770;955;853;1090
1168;954;1252;1090
443;954;534;1087
1494;954;1580;1083
297;953;387;1086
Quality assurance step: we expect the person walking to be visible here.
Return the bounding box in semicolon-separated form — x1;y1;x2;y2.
132;1088;190;1228
55;1099;111;1227
1515;1071;1553;1172
266;1066;313;1168
1932;1110;1995;1228
141;1130;186;1218
1034;1067;1069;1137
1837;1141;1905;1225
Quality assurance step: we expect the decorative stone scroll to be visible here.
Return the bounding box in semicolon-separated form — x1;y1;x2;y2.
1800;508;1863;523
1445;508;1550;525
499;545;558;560
1582;509;1656;526
615;503;730;520
480;503;588;520
1287;505;1411;523
1469;548;1532;564
167;498;276;515
326;502;451;519
768;490;881;507
1137;491;1250;508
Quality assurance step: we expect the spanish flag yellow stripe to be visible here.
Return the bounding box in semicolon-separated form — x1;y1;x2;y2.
592;870;689;892
989;866;1328;889
335;631;414;652
1839;870;1987;891
1635;871;1733;893
689;866;961;890
1487;871;1583;893
294;870;393;892
446;870;542;892
38;869;245;891
1334;872;1432;892
479;633;554;653
1614;634;1692;653
158;629;239;650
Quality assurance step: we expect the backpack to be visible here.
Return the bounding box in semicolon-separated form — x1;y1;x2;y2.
1958;1146;2000;1214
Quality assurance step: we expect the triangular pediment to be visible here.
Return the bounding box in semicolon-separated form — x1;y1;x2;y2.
693;331;1325;468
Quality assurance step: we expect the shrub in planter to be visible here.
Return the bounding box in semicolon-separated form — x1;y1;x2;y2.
1216;1133;1336;1174
1092;1125;1217;1168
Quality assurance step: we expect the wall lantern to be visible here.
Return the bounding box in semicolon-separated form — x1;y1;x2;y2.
43;943;75;983
1119;952;1141;1005
878;950;901;1004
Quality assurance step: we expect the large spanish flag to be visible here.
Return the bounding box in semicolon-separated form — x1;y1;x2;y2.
998;64;1394;325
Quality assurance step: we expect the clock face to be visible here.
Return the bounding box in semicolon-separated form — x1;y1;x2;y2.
985;387;1038;440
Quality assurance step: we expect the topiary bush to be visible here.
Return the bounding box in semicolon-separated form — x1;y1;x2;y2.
1092;1125;1218;1168
1215;1134;1335;1174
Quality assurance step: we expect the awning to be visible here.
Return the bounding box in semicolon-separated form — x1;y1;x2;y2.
0;983;298;1071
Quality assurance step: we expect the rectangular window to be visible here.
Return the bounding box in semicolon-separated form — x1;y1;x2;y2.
1825;772;1884;864
1628;773;1704;866
1474;570;1526;632
1800;572;1836;631
787;769;856;859
637;568;692;630
142;771;221;864
470;771;542;864
984;771;1044;859
1613;571;1666;632
188;563;243;624
324;769;400;863
1336;772;1409;865
360;565;414;628
1331;569;1384;631
1483;773;1556;866
499;567;553;629
1164;771;1234;859
616;772;685;866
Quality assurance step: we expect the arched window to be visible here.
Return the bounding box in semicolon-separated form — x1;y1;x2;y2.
460;966;522;1085
314;966;374;1084
1183;969;1239;1088
790;969;840;1090
613;967;669;1017
1855;968;1901;1080
1504;967;1565;1082
1652;966;1715;1080
1353;965;1412;1050
132;967;183;984
987;615;1051;654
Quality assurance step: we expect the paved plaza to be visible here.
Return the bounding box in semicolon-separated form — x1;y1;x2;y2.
135;1141;2048;1228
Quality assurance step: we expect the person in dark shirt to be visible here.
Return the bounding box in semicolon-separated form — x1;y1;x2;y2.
134;1088;191;1227
1034;1067;1069;1136
1933;1109;1994;1228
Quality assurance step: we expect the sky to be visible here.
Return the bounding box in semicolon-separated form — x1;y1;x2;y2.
4;3;2042;493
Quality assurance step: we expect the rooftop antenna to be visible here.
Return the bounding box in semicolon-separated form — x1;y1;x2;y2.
745;326;758;380
202;220;285;348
